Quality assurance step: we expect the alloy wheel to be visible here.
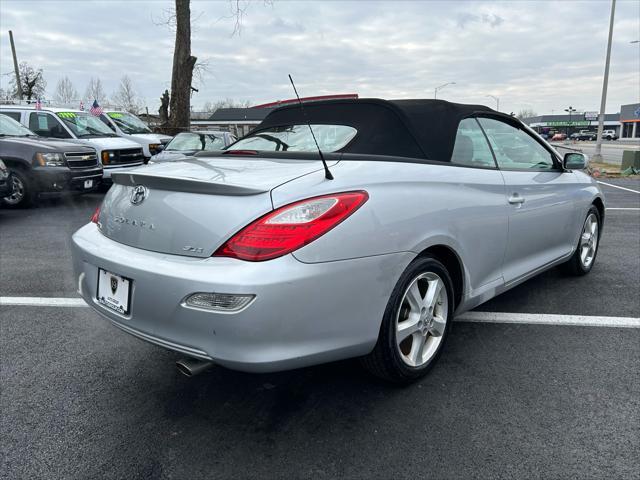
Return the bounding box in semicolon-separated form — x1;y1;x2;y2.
3;175;25;206
395;272;449;367
579;213;599;269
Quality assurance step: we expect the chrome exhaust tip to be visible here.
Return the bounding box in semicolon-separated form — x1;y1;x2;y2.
176;357;215;377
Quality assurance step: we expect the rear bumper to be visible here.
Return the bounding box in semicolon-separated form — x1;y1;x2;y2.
33;167;103;193
72;224;412;372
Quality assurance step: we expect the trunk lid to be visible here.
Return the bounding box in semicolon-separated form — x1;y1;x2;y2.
99;157;331;257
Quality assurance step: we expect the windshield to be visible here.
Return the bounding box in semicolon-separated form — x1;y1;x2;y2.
106;112;152;134
56;111;116;138
227;124;357;152
0;114;36;137
166;132;227;151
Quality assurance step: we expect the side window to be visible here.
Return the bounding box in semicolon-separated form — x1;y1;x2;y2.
478;117;556;170
2;111;21;122
28;112;71;139
451;118;496;168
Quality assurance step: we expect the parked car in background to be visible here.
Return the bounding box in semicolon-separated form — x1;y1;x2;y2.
551;132;567;141
0;159;12;198
0;106;145;181
570;130;596;141
99;110;172;161
150;130;236;163
72;99;604;383
0;113;102;207
602;129;618;140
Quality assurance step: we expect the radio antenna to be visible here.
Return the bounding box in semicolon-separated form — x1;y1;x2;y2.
288;74;333;180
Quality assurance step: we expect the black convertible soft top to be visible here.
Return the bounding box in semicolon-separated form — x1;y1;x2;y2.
256;98;505;163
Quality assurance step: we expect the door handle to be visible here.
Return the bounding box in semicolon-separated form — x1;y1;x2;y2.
508;194;525;205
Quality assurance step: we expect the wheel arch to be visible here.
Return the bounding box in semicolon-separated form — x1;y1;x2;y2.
416;244;465;309
2;156;33;171
592;196;605;226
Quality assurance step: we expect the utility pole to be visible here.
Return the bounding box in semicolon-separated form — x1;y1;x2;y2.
9;30;23;100
486;95;499;111
593;0;616;162
564;106;577;138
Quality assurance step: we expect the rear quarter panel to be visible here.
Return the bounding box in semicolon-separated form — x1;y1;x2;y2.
271;160;510;296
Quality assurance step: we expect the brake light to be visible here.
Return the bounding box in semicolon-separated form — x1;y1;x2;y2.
90;205;101;224
213;191;369;261
223;150;258;155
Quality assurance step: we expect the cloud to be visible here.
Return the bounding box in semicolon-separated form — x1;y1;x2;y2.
456;12;504;29
0;0;637;116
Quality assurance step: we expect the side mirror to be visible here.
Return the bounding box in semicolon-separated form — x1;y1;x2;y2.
563;152;588;170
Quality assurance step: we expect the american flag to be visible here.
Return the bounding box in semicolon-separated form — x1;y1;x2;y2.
35;98;42;110
79;101;84;111
89;99;103;117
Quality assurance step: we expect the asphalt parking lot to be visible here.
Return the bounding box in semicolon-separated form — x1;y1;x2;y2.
1;179;639;479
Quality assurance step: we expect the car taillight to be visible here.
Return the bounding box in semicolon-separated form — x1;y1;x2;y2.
213;191;369;261
90;205;101;224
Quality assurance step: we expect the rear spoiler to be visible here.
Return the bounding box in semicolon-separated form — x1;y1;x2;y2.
110;172;269;196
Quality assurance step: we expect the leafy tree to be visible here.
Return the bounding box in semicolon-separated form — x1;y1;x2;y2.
53;76;78;104
112;75;140;113
10;62;46;100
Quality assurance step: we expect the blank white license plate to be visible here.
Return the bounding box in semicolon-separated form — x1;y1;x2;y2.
84;179;93;189
97;269;131;315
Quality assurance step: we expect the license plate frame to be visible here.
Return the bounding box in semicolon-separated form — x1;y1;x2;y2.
84;179;93;189
97;269;132;315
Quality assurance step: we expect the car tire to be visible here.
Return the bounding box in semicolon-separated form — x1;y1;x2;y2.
2;170;36;208
560;206;601;276
361;255;455;384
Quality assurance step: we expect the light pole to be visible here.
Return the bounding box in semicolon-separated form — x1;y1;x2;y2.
434;82;455;99
564;106;577;138
593;0;616;161
486;95;499;111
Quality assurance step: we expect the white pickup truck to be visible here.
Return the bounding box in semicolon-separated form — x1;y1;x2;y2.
100;110;172;160
0;106;145;180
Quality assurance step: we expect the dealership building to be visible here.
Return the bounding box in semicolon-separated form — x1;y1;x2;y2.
523;103;640;141
619;103;640;139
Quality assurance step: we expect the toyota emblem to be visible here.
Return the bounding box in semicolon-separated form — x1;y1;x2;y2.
130;185;148;205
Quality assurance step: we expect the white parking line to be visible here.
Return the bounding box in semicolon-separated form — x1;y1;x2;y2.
0;297;87;307
597;181;640;194
2;296;639;329
606;207;640;211
457;311;640;329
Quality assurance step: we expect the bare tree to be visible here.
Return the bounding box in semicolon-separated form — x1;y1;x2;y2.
167;0;197;133
159;90;170;124
53;76;78;104
10;62;46;100
84;77;108;104
203;98;252;112
517;108;538;120
112;75;140;113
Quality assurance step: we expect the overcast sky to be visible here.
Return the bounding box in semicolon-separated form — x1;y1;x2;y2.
0;0;638;115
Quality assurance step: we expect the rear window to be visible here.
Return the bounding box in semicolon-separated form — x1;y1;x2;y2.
166;132;227;151
1;111;21;122
228;124;357;153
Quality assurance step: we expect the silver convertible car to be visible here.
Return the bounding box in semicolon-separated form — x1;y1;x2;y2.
72;99;604;383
